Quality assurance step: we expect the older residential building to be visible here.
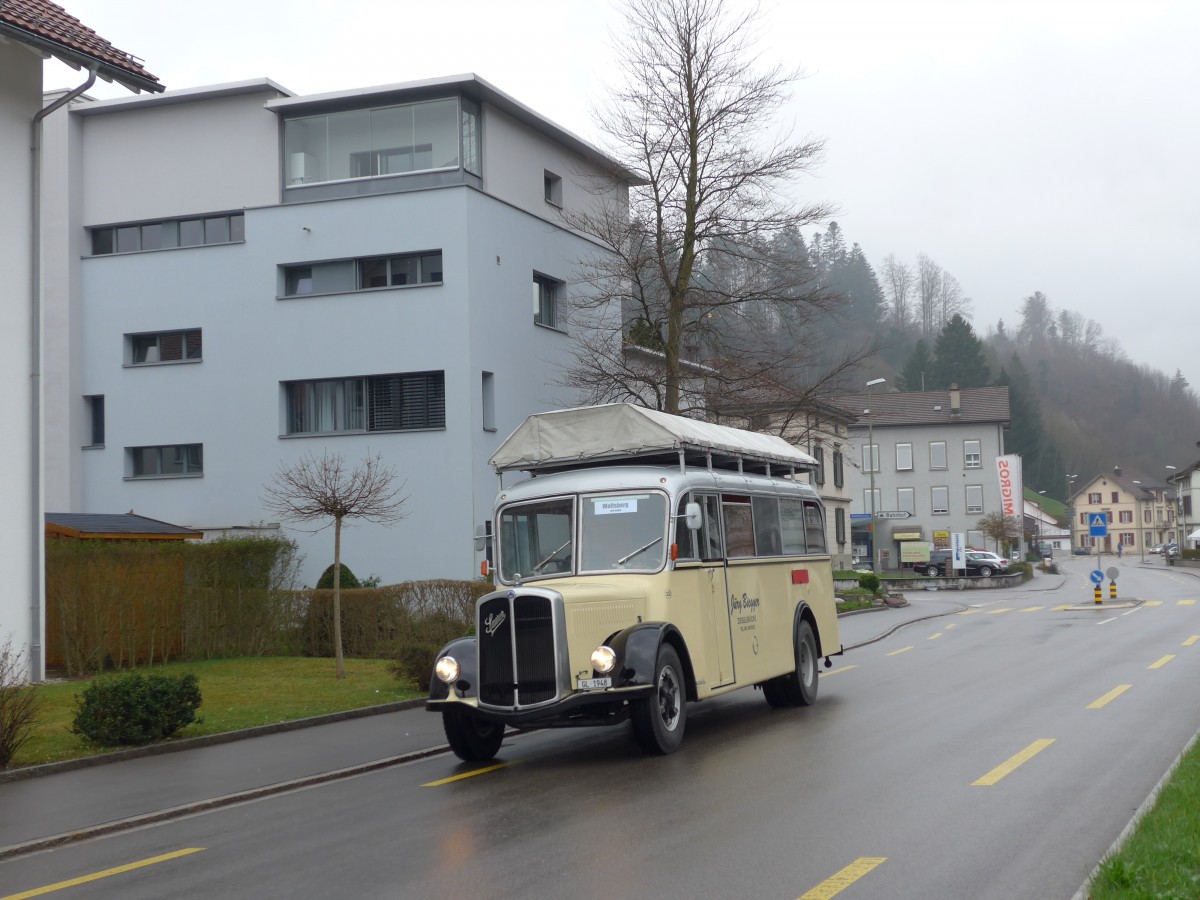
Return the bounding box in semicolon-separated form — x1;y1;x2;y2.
41;74;635;588
1;0;159;679
1069;469;1176;555
834;386;1011;571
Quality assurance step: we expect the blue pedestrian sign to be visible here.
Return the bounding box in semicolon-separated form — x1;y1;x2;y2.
1090;569;1105;585
1088;514;1108;537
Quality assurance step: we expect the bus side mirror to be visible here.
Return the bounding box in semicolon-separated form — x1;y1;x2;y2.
474;524;487;551
685;502;702;531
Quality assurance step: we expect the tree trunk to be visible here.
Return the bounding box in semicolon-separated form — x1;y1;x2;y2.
333;515;345;680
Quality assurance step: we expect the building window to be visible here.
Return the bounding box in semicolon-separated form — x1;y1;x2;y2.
533;273;561;328
1088;492;1102;504
895;443;913;471
1119;510;1133;524
833;448;844;487
482;371;496;432
812;445;825;486
929;441;947;470
92;213;243;255
85;395;104;447
284;97;471;187
284;371;445;435
862;443;879;474
965;484;983;514
544;170;562;206
128;329;202;365
283;251;442;297
932;486;949;514
1120;532;1135;546
897;487;915;514
964;440;981;469
835;507;846;544
128;444;202;478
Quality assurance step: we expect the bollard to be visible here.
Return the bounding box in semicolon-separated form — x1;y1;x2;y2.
1110;580;1117;600
1094;584;1102;604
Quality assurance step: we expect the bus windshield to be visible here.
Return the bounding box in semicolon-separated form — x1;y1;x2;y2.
580;492;667;573
498;497;574;582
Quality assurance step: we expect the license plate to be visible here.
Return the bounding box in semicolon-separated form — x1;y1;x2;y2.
578;677;612;691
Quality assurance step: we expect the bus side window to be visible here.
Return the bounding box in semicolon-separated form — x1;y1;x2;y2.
752;495;782;555
780;498;807;554
804;500;827;553
674;495;696;559
699;494;724;562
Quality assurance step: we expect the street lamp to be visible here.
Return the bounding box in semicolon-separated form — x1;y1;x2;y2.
1065;474;1078;551
1036;489;1047;562
865;377;886;577
1132;480;1145;562
1166;465;1181;548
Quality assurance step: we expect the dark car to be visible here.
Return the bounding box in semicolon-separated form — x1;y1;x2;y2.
1073;546;1092;555
914;549;1007;577
1164;542;1179;559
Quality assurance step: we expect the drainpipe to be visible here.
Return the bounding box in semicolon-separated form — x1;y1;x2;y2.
28;68;96;681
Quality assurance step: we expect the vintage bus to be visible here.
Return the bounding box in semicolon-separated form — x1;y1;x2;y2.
427;404;842;761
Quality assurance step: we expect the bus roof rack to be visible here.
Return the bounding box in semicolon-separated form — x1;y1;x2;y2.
489;403;817;477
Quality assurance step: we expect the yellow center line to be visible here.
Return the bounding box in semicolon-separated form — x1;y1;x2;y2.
973;739;1055;786
1184;635;1199;647
957;609;984;615
945;623;956;630
1088;684;1132;709
1052;605;1073;611
1179;599;1197;606
1019;606;1044;612
820;665;857;678
985;608;1014;615
423;761;512;786
928;632;943;640
798;857;888;900
1148;655;1176;670
1143;600;1163;607
886;646;914;656
1;848;204;900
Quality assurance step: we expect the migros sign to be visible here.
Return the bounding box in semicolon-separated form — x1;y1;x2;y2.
996;454;1022;517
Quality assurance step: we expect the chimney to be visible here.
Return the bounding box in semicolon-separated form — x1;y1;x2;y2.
1113;466;1122;477
949;384;961;418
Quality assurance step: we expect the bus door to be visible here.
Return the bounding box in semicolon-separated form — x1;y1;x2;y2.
676;492;735;690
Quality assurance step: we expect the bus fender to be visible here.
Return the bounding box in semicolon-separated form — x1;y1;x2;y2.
606;622;695;698
791;602;823;658
428;636;478;701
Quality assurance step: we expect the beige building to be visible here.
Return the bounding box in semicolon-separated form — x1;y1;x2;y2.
1068;468;1175;555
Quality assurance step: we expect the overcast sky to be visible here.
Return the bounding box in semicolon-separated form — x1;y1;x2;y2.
48;0;1200;386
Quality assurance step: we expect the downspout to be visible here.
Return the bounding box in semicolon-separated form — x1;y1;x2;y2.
28;68;96;680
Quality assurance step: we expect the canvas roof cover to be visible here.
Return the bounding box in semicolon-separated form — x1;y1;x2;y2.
489;404;817;475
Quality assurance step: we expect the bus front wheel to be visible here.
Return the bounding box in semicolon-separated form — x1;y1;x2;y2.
443;709;504;762
631;644;686;754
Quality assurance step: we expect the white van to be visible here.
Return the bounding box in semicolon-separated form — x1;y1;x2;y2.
427;404;843;760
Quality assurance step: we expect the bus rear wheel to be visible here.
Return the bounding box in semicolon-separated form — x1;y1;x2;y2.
631;644;686;754
443;709;504;762
762;620;819;708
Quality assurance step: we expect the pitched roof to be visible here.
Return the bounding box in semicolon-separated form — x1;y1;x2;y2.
832;386;1010;428
45;512;200;539
0;0;162;93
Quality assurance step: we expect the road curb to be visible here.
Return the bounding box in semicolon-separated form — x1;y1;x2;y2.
0;698;426;786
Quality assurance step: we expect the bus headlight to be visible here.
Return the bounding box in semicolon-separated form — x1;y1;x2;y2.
434;655;460;684
590;645;617;675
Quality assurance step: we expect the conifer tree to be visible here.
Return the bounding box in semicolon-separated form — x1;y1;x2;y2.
897;340;934;392
930;315;990;389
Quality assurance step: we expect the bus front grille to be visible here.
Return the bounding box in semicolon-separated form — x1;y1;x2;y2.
478;593;558;708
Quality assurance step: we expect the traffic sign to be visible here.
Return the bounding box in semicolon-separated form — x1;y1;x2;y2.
1090;570;1104;584
1088;514;1108;537
1106;566;1119;581
874;511;912;520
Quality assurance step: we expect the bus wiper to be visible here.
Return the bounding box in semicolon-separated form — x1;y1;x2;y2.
617;537;662;565
532;538;572;573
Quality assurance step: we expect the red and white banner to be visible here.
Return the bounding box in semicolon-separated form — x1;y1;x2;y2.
996;454;1023;518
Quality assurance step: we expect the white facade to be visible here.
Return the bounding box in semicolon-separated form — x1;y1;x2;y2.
43;75;631;587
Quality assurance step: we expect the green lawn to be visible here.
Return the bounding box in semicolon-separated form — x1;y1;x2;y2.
11;657;421;769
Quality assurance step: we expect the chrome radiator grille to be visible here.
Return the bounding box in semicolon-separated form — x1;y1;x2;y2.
478;593;558;708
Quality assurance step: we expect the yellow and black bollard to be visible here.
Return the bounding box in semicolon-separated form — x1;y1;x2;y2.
1094;584;1102;604
1110;580;1117;600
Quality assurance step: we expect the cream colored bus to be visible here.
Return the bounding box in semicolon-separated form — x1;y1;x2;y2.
427;404;842;761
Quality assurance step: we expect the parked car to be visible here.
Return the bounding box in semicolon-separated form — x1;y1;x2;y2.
1164;542;1179;559
1073;546;1092;555
914;549;1008;577
1150;543;1165;555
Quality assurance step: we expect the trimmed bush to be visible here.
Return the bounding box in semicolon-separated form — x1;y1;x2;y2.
858;573;881;594
72;672;202;746
317;564;360;589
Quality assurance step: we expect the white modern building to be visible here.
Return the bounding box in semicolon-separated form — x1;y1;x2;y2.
42;74;635;587
1;0;160;679
835;386;1012;569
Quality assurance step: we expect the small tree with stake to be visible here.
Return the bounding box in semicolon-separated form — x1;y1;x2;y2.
976;512;1023;558
262;451;407;679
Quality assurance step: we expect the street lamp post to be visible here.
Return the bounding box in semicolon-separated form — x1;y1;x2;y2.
1036;489;1047;562
1132;480;1145;562
1065;474;1078;551
866;378;886;577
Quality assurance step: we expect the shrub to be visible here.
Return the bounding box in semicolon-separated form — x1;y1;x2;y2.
72;671;202;746
858;573;881;594
0;640;42;769
390;643;441;692
317;564;360;589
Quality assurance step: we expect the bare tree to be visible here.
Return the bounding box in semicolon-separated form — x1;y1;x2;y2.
916;253;942;337
563;0;865;415
880;253;915;328
936;271;971;327
0;638;42;769
262;452;407;679
976;512;1023;556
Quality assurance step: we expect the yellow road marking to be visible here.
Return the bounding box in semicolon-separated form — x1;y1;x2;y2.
1143;600;1162;607
1052;605;1072;611
945;623;957;630
887;646;914;656
798;857;888;900
1020;606;1044;612
1088;684;1132;709
973;739;1055;786
957;609;984;615
820;665;857;678
1148;655;1176;670
423;761;511;786
1;848;204;900
985;608;1014;614
1184;636;1199;647
1179;599;1197;606
928;632;943;640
